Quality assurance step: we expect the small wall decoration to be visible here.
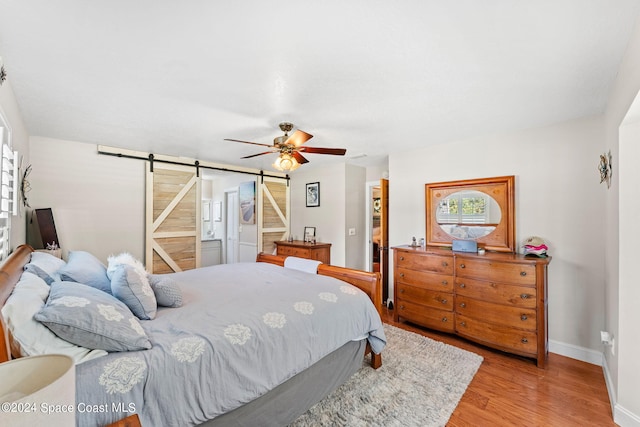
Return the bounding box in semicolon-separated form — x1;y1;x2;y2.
599;150;612;189
239;181;256;224
373;197;381;213
306;182;320;207
0;56;6;86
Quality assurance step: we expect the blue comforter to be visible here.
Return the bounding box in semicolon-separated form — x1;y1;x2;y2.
75;262;386;426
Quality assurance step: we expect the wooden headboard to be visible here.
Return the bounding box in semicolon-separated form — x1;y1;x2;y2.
255;253;383;316
0;244;35;363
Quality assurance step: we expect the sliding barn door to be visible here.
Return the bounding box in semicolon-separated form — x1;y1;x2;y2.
146;163;201;273
258;177;290;255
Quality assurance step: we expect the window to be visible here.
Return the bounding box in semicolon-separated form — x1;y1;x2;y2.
437;192;493;224
0;111;16;261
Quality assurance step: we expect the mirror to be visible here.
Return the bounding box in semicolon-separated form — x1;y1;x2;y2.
426;176;515;252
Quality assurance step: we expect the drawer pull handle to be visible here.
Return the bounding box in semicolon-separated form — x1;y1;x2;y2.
459;263;465;269
442;317;448;322
400;305;405;310
441;299;447;304
521;338;528;344
520;271;527;277
442;261;448;267
460;321;466;327
460;302;466;308
441;280;448;285
400;256;405;261
520;293;530;299
459;283;466;288
399;289;405;293
521;314;528;321
400;273;405;278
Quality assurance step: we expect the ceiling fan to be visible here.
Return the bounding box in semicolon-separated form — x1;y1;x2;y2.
224;122;347;172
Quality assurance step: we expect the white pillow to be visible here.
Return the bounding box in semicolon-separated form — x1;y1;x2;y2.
107;252;148;280
1;273;107;364
28;251;66;276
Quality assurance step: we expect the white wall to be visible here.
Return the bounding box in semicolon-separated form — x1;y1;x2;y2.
344;164;366;270
291;163;347;265
28;137;145;263
606;13;640;423
388;115;606;352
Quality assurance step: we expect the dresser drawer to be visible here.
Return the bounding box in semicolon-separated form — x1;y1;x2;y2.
396;298;455;332
395;251;453;274
456;296;537;330
277;246;311;258
396;268;453;291
455;277;536;308
455;258;536;285
456;314;537;355
396;283;453;311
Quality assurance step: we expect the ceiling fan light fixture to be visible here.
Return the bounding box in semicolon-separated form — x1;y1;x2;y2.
273;153;300;172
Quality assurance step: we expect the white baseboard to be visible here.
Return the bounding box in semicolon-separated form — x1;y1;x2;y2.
548;339;603;366
551;340;640;427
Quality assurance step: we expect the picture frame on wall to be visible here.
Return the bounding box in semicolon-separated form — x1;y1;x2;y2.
304;226;316;243
306;182;320;207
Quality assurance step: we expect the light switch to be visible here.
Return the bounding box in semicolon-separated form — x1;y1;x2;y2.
348;228;356;236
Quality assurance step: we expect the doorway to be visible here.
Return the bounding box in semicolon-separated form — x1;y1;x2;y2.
366;178;389;305
225;189;239;264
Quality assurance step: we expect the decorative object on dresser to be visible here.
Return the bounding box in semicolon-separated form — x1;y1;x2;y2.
303;226;316;243
393;245;551;367
426;175;515;252
274;240;331;264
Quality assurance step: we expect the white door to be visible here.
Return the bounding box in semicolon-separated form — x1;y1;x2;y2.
226;189;239;264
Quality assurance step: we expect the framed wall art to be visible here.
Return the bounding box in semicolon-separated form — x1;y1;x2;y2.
306;182;320;207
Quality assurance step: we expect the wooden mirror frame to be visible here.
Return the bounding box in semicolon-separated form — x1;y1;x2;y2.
425;175;516;253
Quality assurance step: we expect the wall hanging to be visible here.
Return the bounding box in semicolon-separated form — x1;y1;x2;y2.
599;150;612;188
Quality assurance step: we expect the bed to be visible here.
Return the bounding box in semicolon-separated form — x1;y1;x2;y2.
0;245;385;426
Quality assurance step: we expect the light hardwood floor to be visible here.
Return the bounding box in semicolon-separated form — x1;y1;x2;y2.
382;308;616;427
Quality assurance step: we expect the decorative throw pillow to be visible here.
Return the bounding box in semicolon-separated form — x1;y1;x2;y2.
26;251;66;281
57;250;112;294
111;265;157;320
148;274;183;308
35;281;152;352
107;252;148;281
2;274;107;363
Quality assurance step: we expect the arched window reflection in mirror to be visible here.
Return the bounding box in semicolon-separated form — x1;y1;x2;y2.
426;176;515;252
436;190;501;240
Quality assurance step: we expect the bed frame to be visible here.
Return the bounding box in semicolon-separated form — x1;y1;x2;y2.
0;246;384;369
0;245;383;426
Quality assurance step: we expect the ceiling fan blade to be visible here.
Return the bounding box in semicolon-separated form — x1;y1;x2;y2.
285;130;313;147
292;151;309;164
299;146;347;156
224;138;273;148
241;151;276;159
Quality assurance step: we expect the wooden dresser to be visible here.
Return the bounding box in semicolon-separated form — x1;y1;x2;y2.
394;245;551;367
274;240;331;264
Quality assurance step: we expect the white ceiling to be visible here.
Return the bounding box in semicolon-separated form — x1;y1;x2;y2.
1;1;639;172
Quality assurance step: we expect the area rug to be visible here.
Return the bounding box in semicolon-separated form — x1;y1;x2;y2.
290;324;483;427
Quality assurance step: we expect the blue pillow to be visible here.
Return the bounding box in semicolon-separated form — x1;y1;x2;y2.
58;251;112;294
111;265;157;320
148;274;183;308
34;281;152;352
